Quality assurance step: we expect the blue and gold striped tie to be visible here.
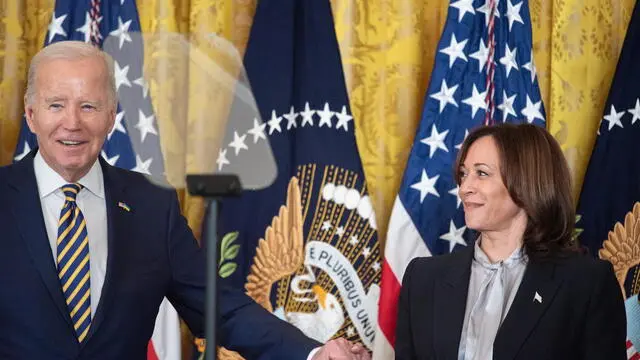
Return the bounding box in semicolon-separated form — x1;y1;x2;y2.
57;183;91;342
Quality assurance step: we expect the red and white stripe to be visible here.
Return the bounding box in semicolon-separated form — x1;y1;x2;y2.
147;298;182;360
372;197;431;359
628;339;640;360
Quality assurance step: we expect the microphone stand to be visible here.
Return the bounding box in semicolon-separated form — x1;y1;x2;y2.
186;174;242;360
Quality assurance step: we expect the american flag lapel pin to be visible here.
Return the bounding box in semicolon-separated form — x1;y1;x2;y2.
533;291;543;304
118;201;131;212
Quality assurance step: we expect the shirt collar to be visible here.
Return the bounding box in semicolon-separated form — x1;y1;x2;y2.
34;150;105;199
473;236;527;269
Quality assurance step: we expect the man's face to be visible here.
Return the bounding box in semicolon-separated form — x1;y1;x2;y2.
25;56;115;182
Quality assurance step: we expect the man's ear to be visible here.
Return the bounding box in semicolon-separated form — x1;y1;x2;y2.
107;105;116;134
24;97;36;133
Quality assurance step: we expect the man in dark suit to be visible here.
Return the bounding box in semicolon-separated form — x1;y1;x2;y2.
0;40;370;360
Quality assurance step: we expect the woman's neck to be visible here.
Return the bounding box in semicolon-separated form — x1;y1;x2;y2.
479;233;523;263
479;210;528;263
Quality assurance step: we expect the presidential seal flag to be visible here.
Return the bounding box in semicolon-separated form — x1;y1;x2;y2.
576;1;640;358
373;0;545;357
197;0;381;358
12;1;180;359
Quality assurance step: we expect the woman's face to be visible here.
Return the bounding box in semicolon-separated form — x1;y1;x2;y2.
458;135;527;234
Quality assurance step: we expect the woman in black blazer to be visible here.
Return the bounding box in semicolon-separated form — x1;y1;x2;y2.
395;124;627;360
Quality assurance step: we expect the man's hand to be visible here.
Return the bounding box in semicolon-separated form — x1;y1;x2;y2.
311;338;371;360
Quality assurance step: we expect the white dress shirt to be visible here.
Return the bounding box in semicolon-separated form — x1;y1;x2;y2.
34;151;108;317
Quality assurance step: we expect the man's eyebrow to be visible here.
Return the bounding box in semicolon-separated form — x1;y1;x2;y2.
44;96;66;102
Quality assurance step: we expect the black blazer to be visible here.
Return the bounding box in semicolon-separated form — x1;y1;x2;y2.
395;245;627;360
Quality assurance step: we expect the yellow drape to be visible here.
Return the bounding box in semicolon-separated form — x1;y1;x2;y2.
532;0;635;203
0;0;50;165
0;0;635;358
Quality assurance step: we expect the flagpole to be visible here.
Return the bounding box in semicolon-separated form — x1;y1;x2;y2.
186;174;243;360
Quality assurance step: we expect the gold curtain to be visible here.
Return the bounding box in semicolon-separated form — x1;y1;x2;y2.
0;0;50;165
533;0;635;202
0;0;636;358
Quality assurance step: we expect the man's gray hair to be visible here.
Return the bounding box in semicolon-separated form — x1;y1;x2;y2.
24;41;117;109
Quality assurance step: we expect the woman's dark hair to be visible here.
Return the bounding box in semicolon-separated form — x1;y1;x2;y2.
455;123;578;260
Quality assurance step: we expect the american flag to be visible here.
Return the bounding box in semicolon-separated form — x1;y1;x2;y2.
576;0;640;357
372;0;545;357
13;1;180;359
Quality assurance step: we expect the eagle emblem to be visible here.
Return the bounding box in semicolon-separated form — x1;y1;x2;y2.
599;202;640;298
598;201;640;354
215;163;381;359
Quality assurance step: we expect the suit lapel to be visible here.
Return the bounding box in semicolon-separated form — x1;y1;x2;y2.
83;158;132;345
7;153;75;332
433;246;474;360
494;259;561;359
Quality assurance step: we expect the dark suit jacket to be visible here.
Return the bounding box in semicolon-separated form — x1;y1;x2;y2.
395;245;627;360
0;152;320;360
